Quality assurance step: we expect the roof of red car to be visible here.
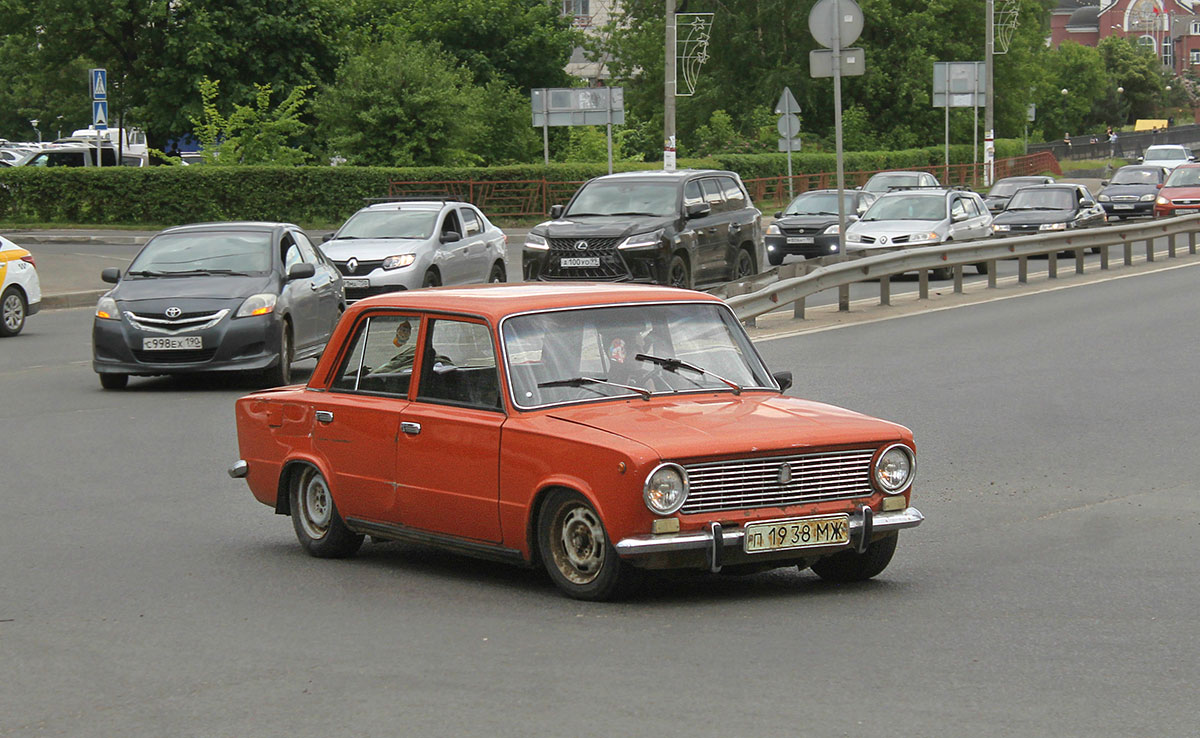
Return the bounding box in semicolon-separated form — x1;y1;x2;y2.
346;282;723;322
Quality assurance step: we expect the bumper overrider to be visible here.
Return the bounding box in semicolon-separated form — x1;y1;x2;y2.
615;506;924;572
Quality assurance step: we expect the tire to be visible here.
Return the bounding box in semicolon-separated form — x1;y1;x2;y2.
666;254;692;290
768;252;784;267
931;267;953;281
810;532;898;583
262;321;293;387
487;262;506;283
1089;246;1102;254
289;465;364;558
99;373;128;390
422;270;441;288
973;262;989;275
537;490;640;601
734;247;756;279
0;286;26;337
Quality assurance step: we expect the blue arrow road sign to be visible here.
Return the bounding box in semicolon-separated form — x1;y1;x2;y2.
92;100;109;129
90;68;107;100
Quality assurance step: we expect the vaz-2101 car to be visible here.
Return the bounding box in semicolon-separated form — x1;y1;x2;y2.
230;283;925;600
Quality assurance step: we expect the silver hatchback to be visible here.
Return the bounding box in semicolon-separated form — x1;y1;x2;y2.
844;188;994;276
322;199;508;301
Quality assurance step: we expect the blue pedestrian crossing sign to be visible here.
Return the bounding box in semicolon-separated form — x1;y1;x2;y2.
90;68;107;100
93;100;109;130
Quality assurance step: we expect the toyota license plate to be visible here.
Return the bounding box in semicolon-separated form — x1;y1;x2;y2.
561;257;600;268
786;236;814;244
344;278;370;288
143;336;202;351
743;514;850;553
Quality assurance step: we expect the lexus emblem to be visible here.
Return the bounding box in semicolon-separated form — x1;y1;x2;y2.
346;258;359;274
574;240;589;251
165;307;182;319
777;463;792;486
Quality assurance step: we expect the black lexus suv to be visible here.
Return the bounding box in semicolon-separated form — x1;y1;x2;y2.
522;170;763;289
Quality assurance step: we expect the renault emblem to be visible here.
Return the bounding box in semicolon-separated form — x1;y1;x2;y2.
878;236;888;244
777;463;792;486
165;307;182;319
574;240;589;251
346;258;359;274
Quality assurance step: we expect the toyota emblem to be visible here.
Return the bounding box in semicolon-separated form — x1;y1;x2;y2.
346;258;359;274
165;307;183;319
777;463;792;486
574;240;589;251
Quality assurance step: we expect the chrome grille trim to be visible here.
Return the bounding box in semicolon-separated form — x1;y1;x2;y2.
124;309;229;335
680;448;876;514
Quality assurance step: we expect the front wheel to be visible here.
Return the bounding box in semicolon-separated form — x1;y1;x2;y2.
973;262;989;275
487;262;506;283
810;532;898;582
422;270;441;288
537;490;640;600
931;266;953;281
666;254;692;290
0;286;26;336
261;322;293;386
767;252;784;267
290;465;364;558
99;373;128;390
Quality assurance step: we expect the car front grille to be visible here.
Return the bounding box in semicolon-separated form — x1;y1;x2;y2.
541;237;629;280
1170;198;1200;206
125;309;228;334
131;348;219;364
1110;196;1139;202
679;448;876;515
857;235;909;245
780;225;824;236
334;259;386;276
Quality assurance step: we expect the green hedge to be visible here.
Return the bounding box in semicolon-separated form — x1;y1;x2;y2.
0;142;1027;226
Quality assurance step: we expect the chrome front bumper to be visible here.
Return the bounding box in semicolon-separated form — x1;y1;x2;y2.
614;506;925;573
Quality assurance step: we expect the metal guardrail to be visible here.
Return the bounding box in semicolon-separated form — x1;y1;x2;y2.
719;214;1200;323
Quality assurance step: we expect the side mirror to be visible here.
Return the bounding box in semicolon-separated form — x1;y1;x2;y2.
322;233;333;242
549;204;564;219
773;371;793;393
439;231;462;243
287;263;316;280
774;211;783;218
1100;181;1109;186
952;212;968;222
1137;156;1144;162
686;202;711;219
1157;183;1163;189
101;267;121;284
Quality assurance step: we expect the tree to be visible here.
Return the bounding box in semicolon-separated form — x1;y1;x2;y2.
1097;36;1165;126
190;77;314;165
1038;41;1109;140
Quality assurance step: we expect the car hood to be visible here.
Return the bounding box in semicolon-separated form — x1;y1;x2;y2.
545;393;909;460
774;214;841;228
113;274;275;304
321;237;424;258
992;209;1074;225
1159;185;1200;198
1100;184;1158;196
534;215;676;239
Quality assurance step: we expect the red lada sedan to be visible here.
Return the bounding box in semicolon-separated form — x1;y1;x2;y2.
230;283;924;600
1154;163;1200;217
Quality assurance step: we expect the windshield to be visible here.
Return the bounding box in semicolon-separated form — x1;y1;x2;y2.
864;174;924;193
1006;189;1075;211
335;209;437;239
783;192;858;215
565;181;678;217
861;194;946;221
127;232;272;275
1145;148;1186;161
989;179;1042;197
1110;168;1162;185
1164;167;1200;186
502;303;773;408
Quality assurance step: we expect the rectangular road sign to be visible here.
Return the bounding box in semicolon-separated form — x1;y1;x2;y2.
92;100;109;129
90;68;107;100
531;87;625;127
810;49;865;78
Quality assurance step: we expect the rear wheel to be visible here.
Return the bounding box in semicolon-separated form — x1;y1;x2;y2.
537;490;640;601
810;532;898;582
98;373;128;390
290;465;363;558
666;254;692;290
0;286;26;336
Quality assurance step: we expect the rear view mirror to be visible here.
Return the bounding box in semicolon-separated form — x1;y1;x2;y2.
322;233;333;242
101;267;121;284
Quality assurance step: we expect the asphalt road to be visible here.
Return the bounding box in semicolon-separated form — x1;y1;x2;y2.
2;259;1197;736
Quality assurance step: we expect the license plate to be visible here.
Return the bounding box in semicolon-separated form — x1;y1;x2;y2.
344;278;370;288
1113;204;1134;210
143;336;202;351
786;236;814;244
743;514;850;554
560;257;600;268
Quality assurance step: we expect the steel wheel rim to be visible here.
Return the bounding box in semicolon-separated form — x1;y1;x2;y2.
2;294;23;331
298;471;332;540
552;505;606;585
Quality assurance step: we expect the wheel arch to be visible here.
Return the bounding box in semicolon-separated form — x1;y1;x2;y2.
526;482;602;569
275;456;332;516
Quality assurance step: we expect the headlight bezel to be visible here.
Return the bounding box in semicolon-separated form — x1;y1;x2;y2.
524;232;549;250
618;229;665;250
822;224;840;234
235;293;278;318
95;295;120;320
643;463;689;515
766;223;781;235
382;254;416;270
874;443;915;494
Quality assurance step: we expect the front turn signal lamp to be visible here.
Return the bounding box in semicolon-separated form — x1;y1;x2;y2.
236;293;277;318
95;296;120;320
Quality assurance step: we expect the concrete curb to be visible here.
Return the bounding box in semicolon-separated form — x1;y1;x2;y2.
42;290;106;310
10;234;152;245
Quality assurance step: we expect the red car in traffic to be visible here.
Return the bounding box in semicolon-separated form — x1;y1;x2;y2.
1154;162;1200;217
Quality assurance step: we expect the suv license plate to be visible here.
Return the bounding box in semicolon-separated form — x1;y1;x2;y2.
787;236;814;244
143;336;202;351
560;257;600;268
743;514;850;553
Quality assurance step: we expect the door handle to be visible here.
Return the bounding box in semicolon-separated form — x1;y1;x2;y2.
401;421;421;435
315;410;334;424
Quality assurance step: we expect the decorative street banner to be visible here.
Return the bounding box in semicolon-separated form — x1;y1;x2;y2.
676;13;714;97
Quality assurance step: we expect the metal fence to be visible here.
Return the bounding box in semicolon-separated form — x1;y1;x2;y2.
1029;123;1200;162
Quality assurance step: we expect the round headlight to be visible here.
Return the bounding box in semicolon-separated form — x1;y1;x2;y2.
643;463;688;515
875;444;914;492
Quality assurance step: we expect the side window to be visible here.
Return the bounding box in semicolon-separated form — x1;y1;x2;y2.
700;178;726;212
950;198;967;218
964;196;982;217
719;176;746;210
282;235;303;270
441;210;463;240
460;208;482;236
47;152;84;167
923;174;936;187
331;315;419;396
683;181;704;208
293;231;320;264
1079;188;1095;205
417;319;501;410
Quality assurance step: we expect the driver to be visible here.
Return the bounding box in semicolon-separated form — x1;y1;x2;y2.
370;320;417;374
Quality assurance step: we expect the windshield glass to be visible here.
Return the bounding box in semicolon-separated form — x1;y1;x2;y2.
565;181;678;217
989;179;1042;197
1145;148;1186;161
1006;189;1075;210
128;232;272;274
1164;166;1200;186
783;192;858;215
861;194;946;221
335;209;437;239
1110;168;1162;185
502;303;773;408
863;174;923;193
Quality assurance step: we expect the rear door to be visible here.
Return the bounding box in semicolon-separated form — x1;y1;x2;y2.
695;177;730;281
434;208;472;285
456;206;490;283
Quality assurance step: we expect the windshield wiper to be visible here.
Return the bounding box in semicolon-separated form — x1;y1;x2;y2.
163;268;251;276
538;376;651;400
126;269;165;277
604;211;660;216
635;353;743;395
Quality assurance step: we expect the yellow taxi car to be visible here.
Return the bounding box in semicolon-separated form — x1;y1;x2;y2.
0;235;42;336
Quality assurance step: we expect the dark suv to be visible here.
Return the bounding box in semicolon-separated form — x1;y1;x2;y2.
522;170;762;289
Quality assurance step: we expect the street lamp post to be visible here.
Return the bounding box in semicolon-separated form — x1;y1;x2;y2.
29;119;40;143
1061;88;1069;152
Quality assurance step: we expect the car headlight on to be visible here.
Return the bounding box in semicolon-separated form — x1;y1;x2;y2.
644;463;688;515
1140;193;1156;202
875;444;915;493
236;293;277;318
95;296;120;320
822;224;840;234
1039;222;1067;231
618;229;664;250
992;224;1010;232
524;233;549;250
1157;196;1170;205
1097;194;1110;202
766;223;781;235
382;254;416;270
